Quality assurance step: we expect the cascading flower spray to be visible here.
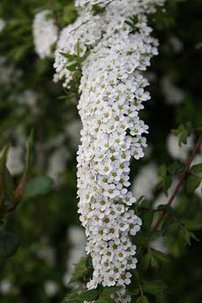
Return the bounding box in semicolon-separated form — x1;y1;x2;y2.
54;0;165;300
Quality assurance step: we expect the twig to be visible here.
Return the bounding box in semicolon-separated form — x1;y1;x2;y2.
152;133;202;231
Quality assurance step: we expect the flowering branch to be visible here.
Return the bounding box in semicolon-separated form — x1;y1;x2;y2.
53;0;166;300
153;133;202;231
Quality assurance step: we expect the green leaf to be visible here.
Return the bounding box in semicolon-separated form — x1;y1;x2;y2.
78;50;90;63
143;280;166;295
191;163;202;177
186;175;201;193
4;168;15;200
125;15;138;32
70;257;87;283
60;52;77;61
62;4;77;25
189;231;200;242
136;195;145;205
157;165;172;194
150;248;169;264
0;231;20;257
142;253;151;271
76;42;83;57
182;220;202;231
142;212;154;231
0;146;9;203
64;289;98;303
158;164;167;178
0;146;9;169
172;122;192;145
168;162;182;175
179;228;199;246
101;287;120;296
24;130;34;176
97;286;120;303
162;176;172;193
136;295;149;303
150;255;159;269
92;4;105;14
128;287;140;297
97;297;113;303
0;146;15;205
23;176;54;198
66;63;79;72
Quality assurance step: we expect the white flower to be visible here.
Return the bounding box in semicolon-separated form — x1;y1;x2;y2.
54;9;104;86
33;10;58;59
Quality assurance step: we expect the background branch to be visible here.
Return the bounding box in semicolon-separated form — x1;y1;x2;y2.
153;133;202;231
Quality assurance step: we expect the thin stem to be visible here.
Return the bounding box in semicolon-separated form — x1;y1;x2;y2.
139;208;164;214
153;133;202;231
189;171;201;179
138;281;144;297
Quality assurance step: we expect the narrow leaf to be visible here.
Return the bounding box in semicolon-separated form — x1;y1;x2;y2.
23;176;54;198
0;231;20;257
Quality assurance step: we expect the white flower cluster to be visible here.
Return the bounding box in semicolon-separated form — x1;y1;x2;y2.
77;20;156;290
54;9;104;86
54;0;165;298
33;10;58;59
